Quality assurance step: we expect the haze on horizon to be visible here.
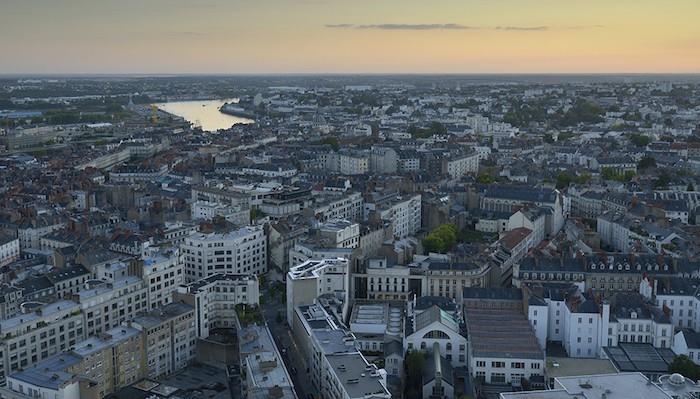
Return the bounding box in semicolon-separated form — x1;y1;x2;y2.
1;0;699;75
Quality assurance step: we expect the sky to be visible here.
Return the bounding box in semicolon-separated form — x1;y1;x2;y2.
1;0;699;74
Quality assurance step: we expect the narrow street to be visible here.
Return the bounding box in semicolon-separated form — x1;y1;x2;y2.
261;280;317;399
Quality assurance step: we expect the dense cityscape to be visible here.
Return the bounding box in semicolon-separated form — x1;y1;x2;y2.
0;74;699;399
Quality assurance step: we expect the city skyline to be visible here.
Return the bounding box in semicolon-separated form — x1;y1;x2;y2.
1;0;699;74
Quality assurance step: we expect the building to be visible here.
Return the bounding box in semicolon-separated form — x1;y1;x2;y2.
239;324;297;399
0;326;144;399
500;372;678;399
443;152;479;179
174;273;259;338
365;193;422;239
318;220;360;248
72;273;149;337
130;301;196;378
0;234;20;267
405;305;468;368
138;247;185;310
286;258;350;323
464;304;545;386
182;226;267;281
0;300;85;383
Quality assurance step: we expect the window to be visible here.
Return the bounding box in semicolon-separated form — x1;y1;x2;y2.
492;361;505;368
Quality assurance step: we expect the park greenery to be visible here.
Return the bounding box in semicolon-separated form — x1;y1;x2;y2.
422;224;459;253
669;355;700;381
601;167;635;182
629;133;651;147
408;121;447;138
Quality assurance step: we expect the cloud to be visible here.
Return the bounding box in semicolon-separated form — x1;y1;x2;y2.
326;23;475;30
495;26;549;31
326;24;605;32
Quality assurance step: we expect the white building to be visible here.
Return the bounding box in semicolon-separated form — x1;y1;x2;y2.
466;307;545;386
182;226;267;281
444;152;479;179
318;220;360;248
405;305;467;368
366;194;421;239
286;258;349;324
140;247;185;310
0;234;20;267
174;273;259;339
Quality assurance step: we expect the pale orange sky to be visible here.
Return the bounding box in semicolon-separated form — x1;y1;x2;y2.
0;0;698;74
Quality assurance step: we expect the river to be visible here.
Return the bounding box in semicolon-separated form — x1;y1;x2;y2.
155;98;254;132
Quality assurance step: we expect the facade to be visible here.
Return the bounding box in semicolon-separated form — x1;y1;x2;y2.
139;247;185;310
465;307;545;386
0;234;20;267
182;226;267;281
73;275;149;337
318;220;360;248
0;300;85;383
286;258;350;324
405;305;468;368
174;273;259;338
443;152;479;179
366;194;422;239
130;301;196;378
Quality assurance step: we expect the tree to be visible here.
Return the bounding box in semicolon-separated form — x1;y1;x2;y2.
422;224;458;253
477;172;494;184
405;351;426;386
556;172;573;189
629;133;651;147
669;355;700;381
422;235;445;254
321;136;340;151
638;156;657;170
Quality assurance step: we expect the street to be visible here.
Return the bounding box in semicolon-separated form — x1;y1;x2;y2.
260;280;317;399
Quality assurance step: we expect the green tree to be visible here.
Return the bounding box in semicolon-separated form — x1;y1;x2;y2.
556;172;573;189
422;235;445;254
405;351;426;386
638;156;657;170
477;172;494;184
321;136;340;151
669;355;700;381
629;133;651;147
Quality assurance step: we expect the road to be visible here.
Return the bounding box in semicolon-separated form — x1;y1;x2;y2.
261;281;318;399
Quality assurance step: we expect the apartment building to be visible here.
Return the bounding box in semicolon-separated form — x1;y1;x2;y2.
182;226;267;281
286;258;350;323
174;273;259;339
130;301;196;378
0;325;145;399
307;192;364;223
443;152;479;179
137;247;185;310
0;300;85;383
365;193;421;239
0;234;19;267
318;220;360;249
72;276;148;337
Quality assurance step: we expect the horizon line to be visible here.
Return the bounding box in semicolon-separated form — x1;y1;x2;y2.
2;72;700;78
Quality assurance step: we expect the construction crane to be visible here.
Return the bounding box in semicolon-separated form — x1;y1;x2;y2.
150;104;158;124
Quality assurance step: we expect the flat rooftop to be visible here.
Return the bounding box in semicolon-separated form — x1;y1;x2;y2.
325;352;390;399
501;372;672;399
546;356;617;379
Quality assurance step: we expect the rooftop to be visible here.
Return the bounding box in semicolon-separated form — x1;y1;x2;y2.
326;352;390;399
464;307;543;360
